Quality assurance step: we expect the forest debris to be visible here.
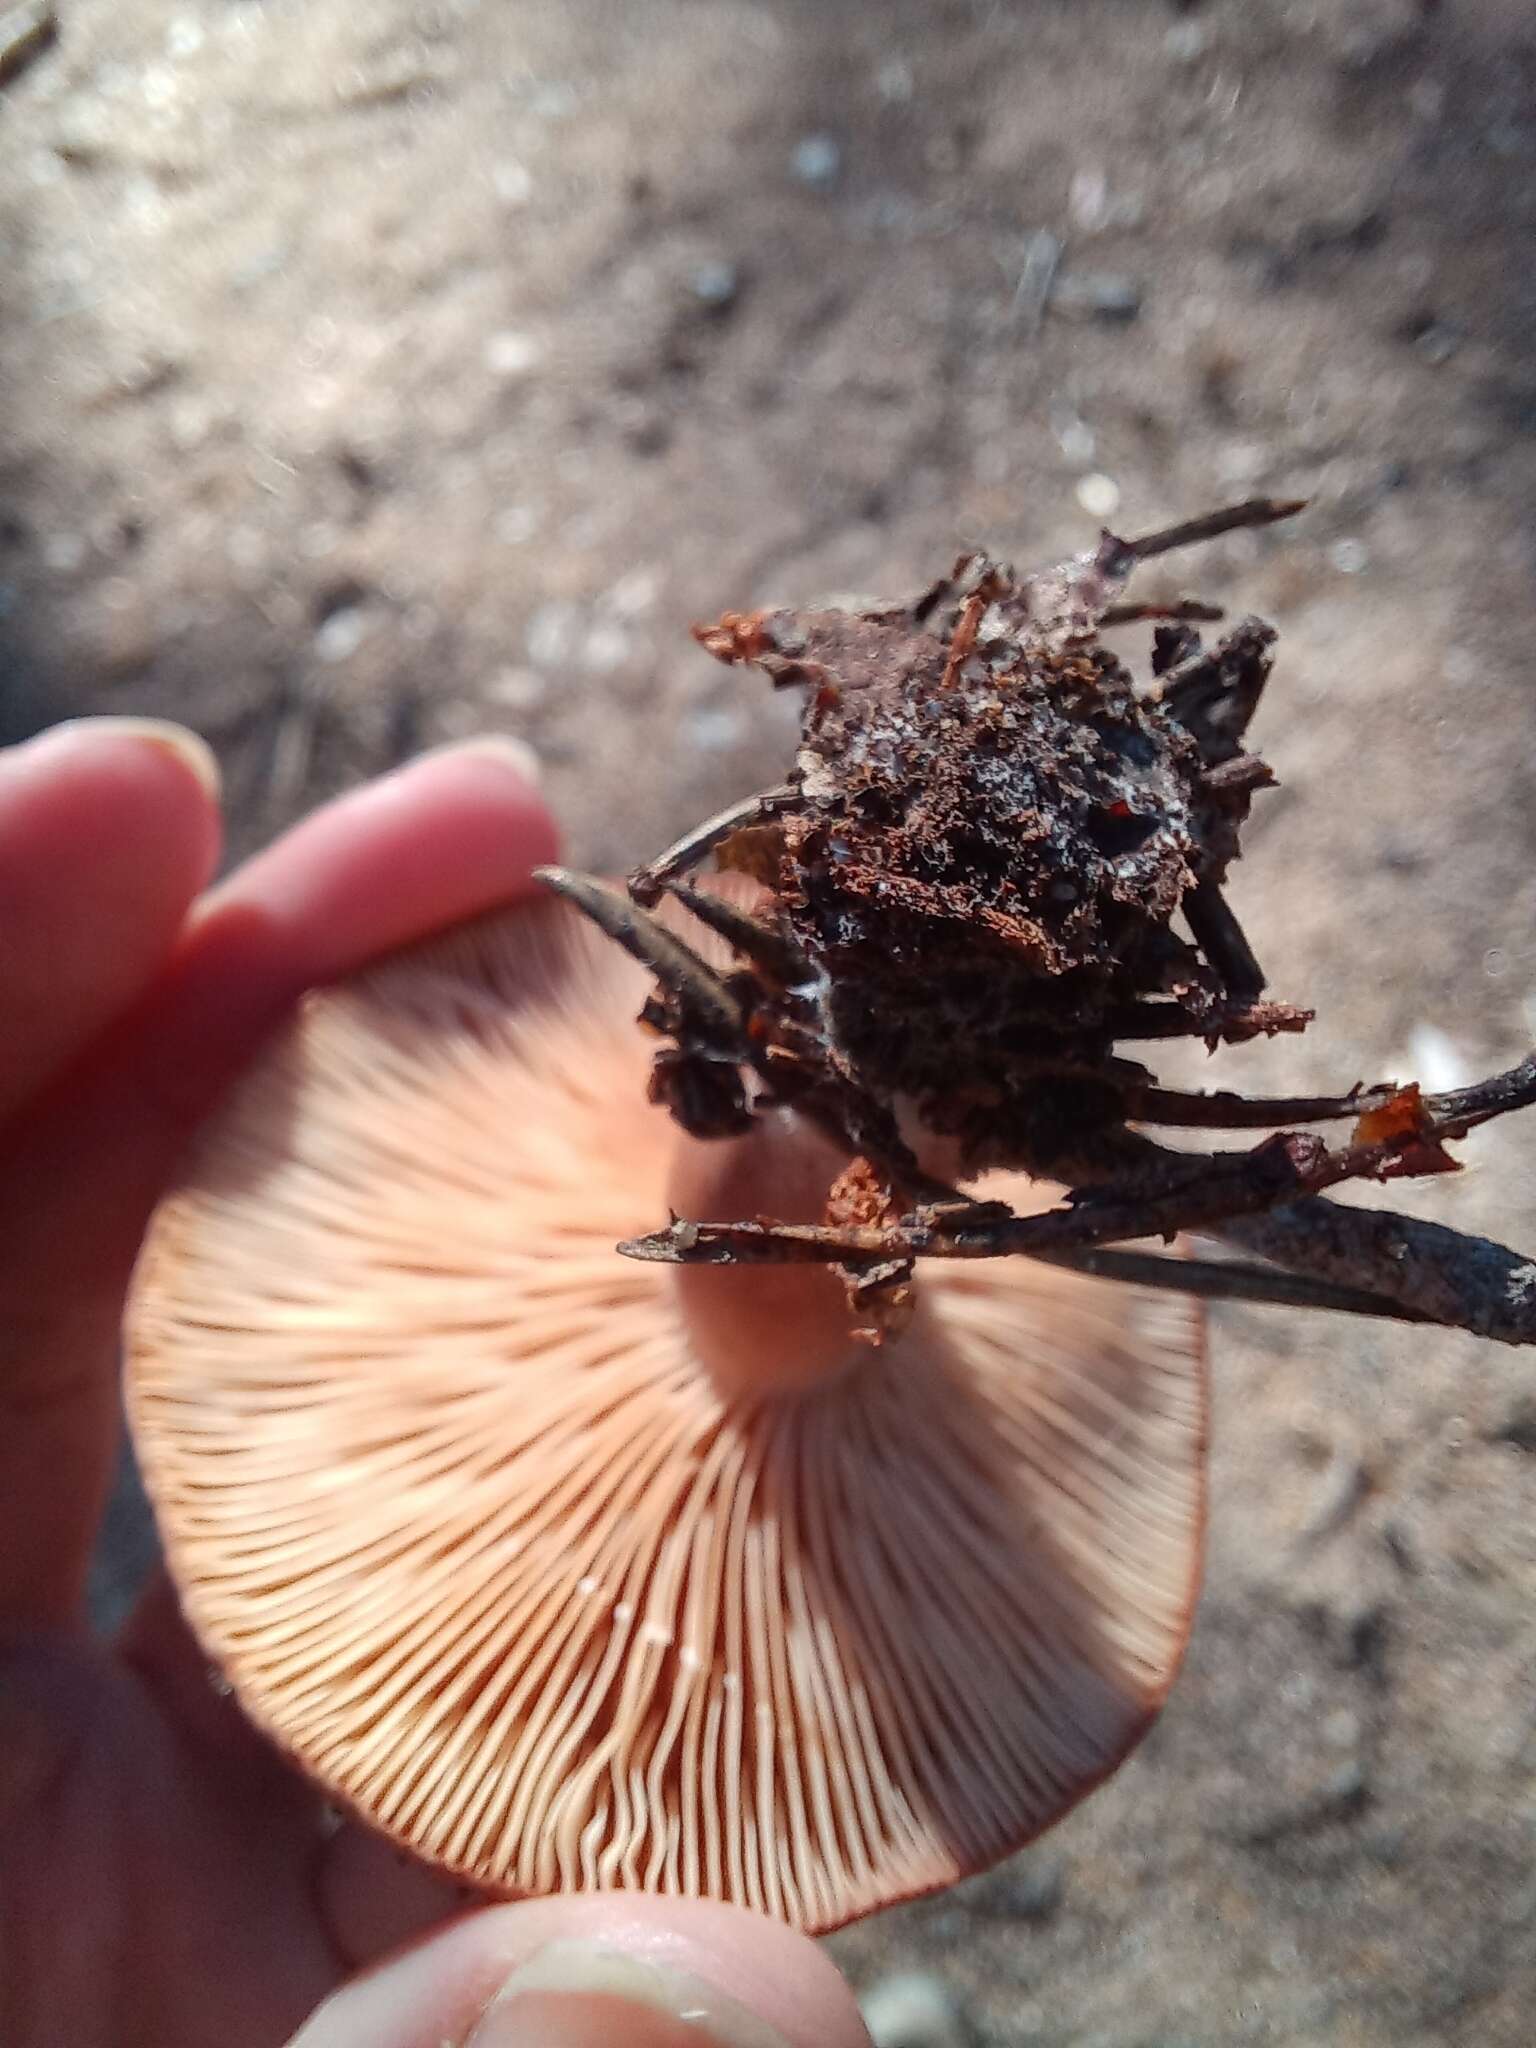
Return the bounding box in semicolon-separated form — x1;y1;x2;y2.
543;502;1536;1349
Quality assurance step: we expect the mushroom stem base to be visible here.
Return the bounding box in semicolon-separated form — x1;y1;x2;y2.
666;1108;873;1402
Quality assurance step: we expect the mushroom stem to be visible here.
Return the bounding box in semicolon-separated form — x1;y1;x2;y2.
666;1106;873;1401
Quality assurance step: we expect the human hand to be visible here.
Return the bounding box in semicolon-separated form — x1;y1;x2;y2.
0;719;869;2048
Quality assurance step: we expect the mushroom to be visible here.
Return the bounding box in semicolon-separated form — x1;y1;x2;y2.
127;890;1206;1933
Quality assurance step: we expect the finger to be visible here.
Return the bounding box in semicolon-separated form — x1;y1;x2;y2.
138;735;557;1130
0;740;556;1630
0;718;221;1128
288;1895;871;2048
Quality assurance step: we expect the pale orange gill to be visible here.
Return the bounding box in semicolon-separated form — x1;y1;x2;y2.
127;893;1206;1933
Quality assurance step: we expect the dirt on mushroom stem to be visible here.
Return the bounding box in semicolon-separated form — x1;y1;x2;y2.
543;502;1536;1347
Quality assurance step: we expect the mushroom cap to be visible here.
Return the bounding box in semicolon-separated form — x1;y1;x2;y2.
127;896;1206;1933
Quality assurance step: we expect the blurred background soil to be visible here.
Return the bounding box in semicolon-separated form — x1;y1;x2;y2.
4;0;1536;2040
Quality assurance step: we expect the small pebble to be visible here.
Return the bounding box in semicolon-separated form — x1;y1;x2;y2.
1324;1707;1361;1749
1068;165;1109;232
494;503;540;546
1324;1757;1371;1810
527;80;577;120
605;566;658;617
525;600;579;667
1011;227;1060;333
689;258;739;310
580;619;630;674
485;666;549;713
791;132;842;189
860;1971;970;2048
42;530;85;572
313;605;369;663
165;14;204;60
485;330;543;378
1051;271;1143;323
298;520;341;561
1050;400;1093;463
876;55;914;104
1442;646;1477;685
1165;20;1212;62
491;159;533;207
1076;472;1122;520
1414;322;1461;365
985;1849;1066;1920
141;61;179;110
1219;440;1270;487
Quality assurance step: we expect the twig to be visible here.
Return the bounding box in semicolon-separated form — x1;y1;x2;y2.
1215;1200;1536;1347
627;786;795;905
1129;1085;1372;1129
620;1053;1536;1346
1101;598;1226;626
659;880;812;988
1182;877;1267;1002
1048;1246;1431;1324
1010;229;1062;337
1123;498;1308;562
0;1;56;89
535;867;744;1041
621;1134;1328;1267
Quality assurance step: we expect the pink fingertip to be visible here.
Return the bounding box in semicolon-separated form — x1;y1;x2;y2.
193;740;559;990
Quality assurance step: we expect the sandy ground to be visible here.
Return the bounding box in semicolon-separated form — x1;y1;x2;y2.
4;0;1536;2040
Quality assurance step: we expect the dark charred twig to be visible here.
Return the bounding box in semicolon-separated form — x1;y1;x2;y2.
1123;497;1308;562
659;880;813;989
1157;619;1278;762
1101;599;1226;627
1182;878;1267;1001
1047;1246;1432;1324
1128;1086;1374;1129
1215;1200;1536;1346
626;786;795;905
1106;998;1314;1042
535;868;744;1043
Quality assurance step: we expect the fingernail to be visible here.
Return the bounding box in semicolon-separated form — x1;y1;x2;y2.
451;733;543;786
13;717;221;800
466;1940;794;2048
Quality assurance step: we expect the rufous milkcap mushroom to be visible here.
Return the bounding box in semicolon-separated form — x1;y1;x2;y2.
127;887;1206;1934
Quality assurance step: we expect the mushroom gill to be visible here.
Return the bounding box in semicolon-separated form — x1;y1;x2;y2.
126;895;1206;1933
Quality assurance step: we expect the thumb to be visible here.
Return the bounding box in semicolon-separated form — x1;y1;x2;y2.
288;1896;871;2048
